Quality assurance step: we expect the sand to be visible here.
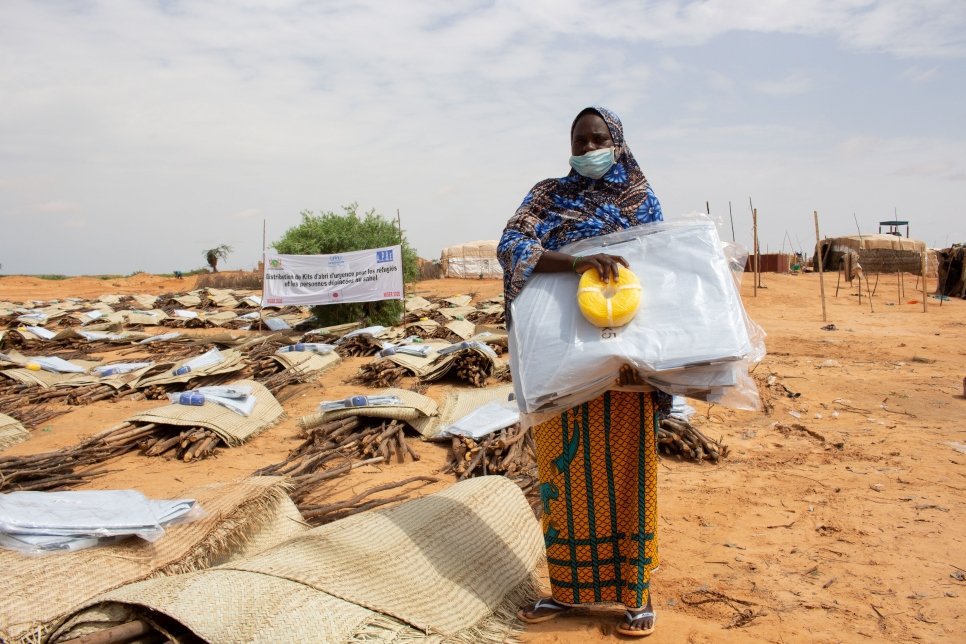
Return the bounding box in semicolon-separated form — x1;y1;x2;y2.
0;271;963;642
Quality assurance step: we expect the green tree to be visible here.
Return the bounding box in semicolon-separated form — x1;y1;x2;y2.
272;203;418;326
203;244;233;272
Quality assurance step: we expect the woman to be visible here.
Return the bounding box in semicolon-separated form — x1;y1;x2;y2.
498;106;670;637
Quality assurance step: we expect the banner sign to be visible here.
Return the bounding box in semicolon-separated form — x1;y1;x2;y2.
262;246;403;307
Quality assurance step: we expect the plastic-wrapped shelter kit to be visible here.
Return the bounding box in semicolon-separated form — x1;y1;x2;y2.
508;214;764;419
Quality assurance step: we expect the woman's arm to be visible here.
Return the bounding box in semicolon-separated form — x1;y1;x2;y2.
535;250;629;282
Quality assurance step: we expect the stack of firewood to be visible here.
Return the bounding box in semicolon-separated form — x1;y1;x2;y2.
442;423;535;480
257;416;421;503
449;351;494;387
0;422;154;491
67;383;121;405
349;361;409;388
335;335;383;357
138;425;221;462
249;355;284;380
657;417;728;463
298;476;439;525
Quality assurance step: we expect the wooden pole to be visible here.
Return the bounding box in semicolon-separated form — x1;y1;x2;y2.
921;250;928;312
728;201;736;242
814;211;828;322
397;208;405;325
752;208;759;296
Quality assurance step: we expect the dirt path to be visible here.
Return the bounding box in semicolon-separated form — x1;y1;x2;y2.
1;271;963;642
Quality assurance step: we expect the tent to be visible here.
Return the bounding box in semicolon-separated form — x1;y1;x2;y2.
440;240;501;279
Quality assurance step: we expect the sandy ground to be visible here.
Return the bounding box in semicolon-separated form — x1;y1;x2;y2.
1;271;964;643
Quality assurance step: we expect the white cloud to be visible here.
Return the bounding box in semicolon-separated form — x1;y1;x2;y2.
30;201;80;213
753;72;814;96
901;66;941;82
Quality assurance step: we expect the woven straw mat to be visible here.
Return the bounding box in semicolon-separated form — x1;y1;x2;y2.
300;387;437;434
0;412;29;451
1;476;300;644
272;350;340;375
133;348;245;388
50;476;543;643
0;365;100;388
444;320;475;340
127;379;282;447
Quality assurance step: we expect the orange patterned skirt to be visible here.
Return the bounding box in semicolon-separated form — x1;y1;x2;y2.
534;390;659;608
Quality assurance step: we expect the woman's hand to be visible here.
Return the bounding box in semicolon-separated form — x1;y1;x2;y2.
574;253;629;282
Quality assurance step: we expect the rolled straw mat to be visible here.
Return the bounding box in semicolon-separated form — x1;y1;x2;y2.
0;476;305;644
0;412;29;451
50;476;543;644
127;379;283;447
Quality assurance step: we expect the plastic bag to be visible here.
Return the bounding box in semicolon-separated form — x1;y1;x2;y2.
509;213;764;417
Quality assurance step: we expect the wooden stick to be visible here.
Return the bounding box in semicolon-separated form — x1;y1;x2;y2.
921;250;928;313
814;211;828;322
59;619;152;644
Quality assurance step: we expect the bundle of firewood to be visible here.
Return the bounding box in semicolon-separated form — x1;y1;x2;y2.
299;476;439;525
1;405;65;429
0;422;155;491
442;423;535;480
335;335;383;357
448;351;494;388
657;417;728;463
67;383;122;405
249;355;284;380
257;416;420;504
118;342;206;362
349;360;409;388
138;425;222;462
0;383;75;411
465;310;505;326
430;327;466;343
258;366;321;400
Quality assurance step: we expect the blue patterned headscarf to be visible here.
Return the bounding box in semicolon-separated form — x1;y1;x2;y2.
497;106;663;316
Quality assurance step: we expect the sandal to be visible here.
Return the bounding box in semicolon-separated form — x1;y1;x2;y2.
516;597;573;624
616;607;657;637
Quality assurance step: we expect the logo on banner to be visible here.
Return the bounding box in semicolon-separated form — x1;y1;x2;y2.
327;255;346;267
376;249;394;263
268;258;283;270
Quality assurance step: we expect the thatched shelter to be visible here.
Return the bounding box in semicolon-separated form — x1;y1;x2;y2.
814;234;926;278
935;245;966;298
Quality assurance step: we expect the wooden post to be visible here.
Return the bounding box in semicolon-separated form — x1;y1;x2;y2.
728;201;736;242
752;208;759;296
397;209;405;325
921;250;928;312
814;211;828;322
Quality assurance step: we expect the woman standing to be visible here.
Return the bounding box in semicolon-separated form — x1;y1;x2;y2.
498;106;669;637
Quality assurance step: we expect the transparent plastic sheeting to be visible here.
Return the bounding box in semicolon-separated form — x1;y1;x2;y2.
509;214;765;420
0;490;199;554
441;400;520;440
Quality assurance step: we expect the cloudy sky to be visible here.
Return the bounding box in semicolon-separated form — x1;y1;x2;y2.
2;0;964;275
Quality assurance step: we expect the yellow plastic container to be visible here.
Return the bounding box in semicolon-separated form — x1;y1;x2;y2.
576;266;642;328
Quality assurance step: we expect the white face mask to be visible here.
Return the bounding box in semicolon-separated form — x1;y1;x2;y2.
569;147;615;179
